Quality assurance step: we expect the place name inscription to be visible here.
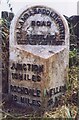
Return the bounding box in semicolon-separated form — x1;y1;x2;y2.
16;6;65;45
10;84;66;107
10;62;44;82
10;62;66;107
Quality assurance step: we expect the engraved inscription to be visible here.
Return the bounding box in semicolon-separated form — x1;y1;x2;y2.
10;62;44;82
15;6;65;45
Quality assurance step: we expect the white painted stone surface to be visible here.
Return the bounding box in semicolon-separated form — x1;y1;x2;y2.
9;4;69;111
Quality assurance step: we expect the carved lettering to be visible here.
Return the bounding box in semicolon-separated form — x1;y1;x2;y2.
20;97;41;107
31;21;51;27
44;85;66;97
10;85;41;97
16;6;65;45
11;63;44;73
11;94;41;107
11;73;41;82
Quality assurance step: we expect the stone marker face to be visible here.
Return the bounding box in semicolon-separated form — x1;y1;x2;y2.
15;6;66;45
9;5;69;111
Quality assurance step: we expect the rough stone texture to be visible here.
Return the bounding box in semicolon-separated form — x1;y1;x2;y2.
9;45;68;110
9;4;69;111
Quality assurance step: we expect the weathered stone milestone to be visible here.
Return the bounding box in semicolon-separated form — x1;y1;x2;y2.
9;5;69;111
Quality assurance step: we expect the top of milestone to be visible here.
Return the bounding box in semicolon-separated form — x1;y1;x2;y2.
10;4;69;47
